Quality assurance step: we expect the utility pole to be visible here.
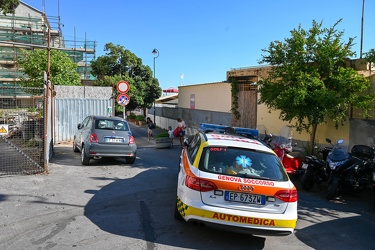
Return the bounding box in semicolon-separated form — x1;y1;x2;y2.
360;0;365;58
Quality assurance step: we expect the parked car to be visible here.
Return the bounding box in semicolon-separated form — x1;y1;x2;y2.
174;123;298;236
73;115;137;165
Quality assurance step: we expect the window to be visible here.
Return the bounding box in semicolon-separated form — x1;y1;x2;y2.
187;134;201;165
198;147;288;181
80;116;90;129
95;119;129;131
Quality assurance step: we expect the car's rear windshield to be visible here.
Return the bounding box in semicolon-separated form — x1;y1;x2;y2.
95;119;129;131
198;146;288;181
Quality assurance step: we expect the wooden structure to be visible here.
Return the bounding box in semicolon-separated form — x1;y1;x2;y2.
226;66;271;129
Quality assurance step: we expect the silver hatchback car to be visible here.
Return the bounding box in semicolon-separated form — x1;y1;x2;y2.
73;115;137;165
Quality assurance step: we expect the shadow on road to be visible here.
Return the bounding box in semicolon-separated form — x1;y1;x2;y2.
82;158;267;249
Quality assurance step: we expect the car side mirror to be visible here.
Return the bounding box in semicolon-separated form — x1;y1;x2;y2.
77;123;82;129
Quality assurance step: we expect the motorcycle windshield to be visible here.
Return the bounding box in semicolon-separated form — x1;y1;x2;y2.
271;126;293;153
328;140;350;161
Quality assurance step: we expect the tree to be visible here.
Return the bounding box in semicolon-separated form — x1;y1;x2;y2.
258;19;375;152
0;0;19;15
364;49;375;75
91;43;162;112
17;49;82;87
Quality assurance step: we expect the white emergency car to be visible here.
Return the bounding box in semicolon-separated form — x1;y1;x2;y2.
174;123;298;236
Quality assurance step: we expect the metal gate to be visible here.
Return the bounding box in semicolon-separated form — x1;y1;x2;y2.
0;85;45;176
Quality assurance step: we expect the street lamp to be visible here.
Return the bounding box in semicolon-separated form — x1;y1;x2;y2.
152;48;159;124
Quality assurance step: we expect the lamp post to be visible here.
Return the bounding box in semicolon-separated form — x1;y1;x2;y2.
152;48;159;124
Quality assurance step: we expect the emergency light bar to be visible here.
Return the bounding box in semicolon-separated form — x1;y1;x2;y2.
199;123;259;138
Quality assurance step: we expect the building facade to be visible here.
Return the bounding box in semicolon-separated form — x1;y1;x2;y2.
0;1;96;85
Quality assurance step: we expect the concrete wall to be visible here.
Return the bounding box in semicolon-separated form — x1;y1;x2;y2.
16;2;43;17
256;95;350;148
147;105;231;137
178;82;231;112
54;86;113;100
349;119;375;148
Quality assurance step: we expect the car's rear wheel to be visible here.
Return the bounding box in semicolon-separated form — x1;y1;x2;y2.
126;156;136;164
81;147;90;165
73;140;79;153
173;200;184;221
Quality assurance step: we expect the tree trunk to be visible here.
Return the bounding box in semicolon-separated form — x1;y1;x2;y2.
310;123;318;155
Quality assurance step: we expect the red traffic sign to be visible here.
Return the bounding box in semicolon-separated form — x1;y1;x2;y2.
117;80;130;93
117;93;130;106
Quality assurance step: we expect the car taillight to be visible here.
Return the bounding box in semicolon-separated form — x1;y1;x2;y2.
129;135;135;144
274;189;298;202
90;133;98;143
185;176;217;192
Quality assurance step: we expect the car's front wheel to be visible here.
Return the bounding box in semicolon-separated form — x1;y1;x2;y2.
81;147;90;165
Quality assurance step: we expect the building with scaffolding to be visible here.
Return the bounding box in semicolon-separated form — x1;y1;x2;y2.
0;1;96;86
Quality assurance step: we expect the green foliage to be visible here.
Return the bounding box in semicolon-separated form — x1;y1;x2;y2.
127;112;136;119
26;138;37;147
136;114;145;121
230;78;241;120
258;19;375;149
91;43;162;111
17;49;81;87
364;49;375;64
155;132;169;138
0;0;19;15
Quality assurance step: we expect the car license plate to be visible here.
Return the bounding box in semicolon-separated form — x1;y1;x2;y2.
302;163;309;170
105;137;124;143
225;191;265;205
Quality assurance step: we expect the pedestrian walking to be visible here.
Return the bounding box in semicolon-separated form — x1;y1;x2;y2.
146;117;155;141
176;117;186;147
168;126;174;147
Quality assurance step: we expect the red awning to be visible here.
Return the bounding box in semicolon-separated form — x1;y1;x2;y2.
163;87;178;93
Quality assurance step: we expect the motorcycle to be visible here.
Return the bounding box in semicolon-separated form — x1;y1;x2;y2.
326;138;375;200
270;126;303;176
256;124;273;148
301;144;332;191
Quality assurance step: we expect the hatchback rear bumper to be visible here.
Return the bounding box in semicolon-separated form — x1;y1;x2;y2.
88;143;137;157
176;197;297;236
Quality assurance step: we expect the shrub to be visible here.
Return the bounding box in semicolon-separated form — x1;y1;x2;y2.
128;112;136;120
136;115;145;121
155;132;169;138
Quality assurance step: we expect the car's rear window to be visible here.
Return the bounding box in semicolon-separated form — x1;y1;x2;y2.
95;119;129;131
198;146;288;181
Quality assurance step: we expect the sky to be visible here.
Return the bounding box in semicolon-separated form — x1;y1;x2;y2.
22;0;375;91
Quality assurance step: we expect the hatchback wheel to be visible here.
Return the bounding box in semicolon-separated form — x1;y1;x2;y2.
73;141;79;153
126;156;136;164
81;147;90;165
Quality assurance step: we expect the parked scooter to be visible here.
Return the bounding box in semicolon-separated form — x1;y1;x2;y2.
301;145;332;191
270;126;303;176
326;138;375;200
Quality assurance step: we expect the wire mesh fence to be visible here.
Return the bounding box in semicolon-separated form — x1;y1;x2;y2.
0;85;45;176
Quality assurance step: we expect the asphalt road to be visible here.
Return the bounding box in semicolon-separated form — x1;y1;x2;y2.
0;123;374;250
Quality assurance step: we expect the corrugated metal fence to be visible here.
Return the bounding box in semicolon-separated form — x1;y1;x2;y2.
55;98;112;142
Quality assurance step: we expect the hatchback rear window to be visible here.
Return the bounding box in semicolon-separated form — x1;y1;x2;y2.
198;147;288;181
95;119;129;131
